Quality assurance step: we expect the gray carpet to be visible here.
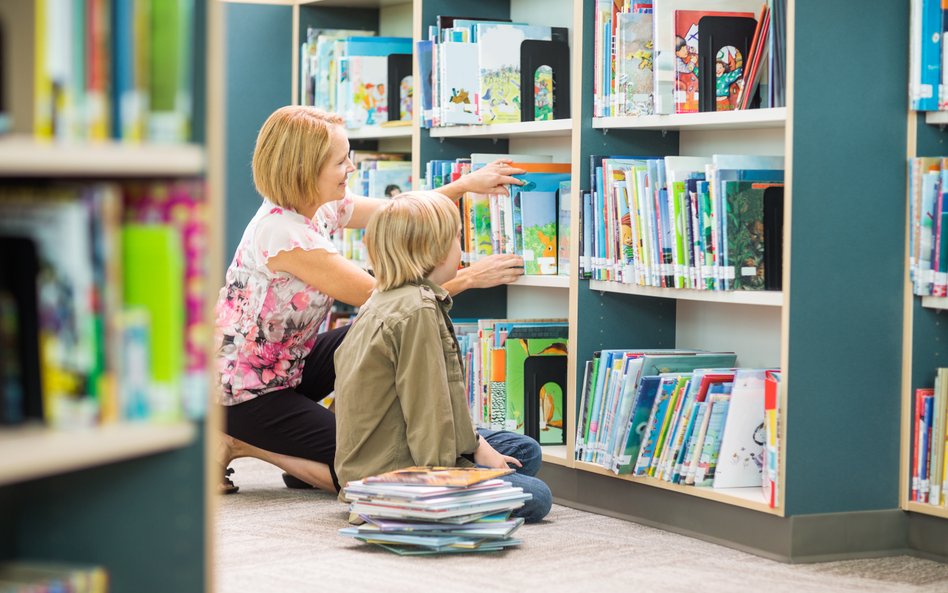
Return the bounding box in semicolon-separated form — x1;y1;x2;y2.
217;458;948;593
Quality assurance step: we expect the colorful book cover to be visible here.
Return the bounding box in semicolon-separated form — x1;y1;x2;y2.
509;164;571;274
762;370;781;506
504;334;568;440
673;10;755;113
343;55;389;127
712;369;768;488
723;181;782;290
614;11;654;117
614;375;662;474
439;42;482;125
475;23;551;124
632;374;681;476
694;395;731;486
363;466;513;487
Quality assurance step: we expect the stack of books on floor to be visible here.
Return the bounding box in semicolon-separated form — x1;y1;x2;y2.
339;466;530;555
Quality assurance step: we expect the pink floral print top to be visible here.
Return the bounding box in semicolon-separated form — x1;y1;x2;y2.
215;195;353;405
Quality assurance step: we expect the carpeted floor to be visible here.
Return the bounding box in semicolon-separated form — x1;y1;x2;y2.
216;458;948;593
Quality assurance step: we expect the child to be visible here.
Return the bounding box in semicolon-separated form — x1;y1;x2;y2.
333;191;552;523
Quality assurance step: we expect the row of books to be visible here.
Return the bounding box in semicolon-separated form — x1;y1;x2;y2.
425;153;571;276
454;319;568;447
0;182;207;429
417;15;570;128
300;29;413;129
580;153;784;291
910;0;948;111
593;0;786;118
339;466;527;555
912;368;948;507
576;349;780;506
33;0;195;142
0;561;107;592
908;157;948;297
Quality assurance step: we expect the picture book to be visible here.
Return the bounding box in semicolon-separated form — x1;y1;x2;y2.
439;42;482;125
696;15;758;112
652;0;762;114
723;181;783;290
614;375;662;474
475;23;551;124
363;466;513;487
712;369;769;488
504;335;568;441
673;10;756;113
514;169;571;275
614;11;654;117
694;394;732;486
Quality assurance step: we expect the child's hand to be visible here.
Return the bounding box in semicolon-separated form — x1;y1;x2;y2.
474;436;523;470
464;254;524;288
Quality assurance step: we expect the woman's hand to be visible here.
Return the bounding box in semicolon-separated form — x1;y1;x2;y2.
473;436;523;470
437;159;526;200
442;254;524;295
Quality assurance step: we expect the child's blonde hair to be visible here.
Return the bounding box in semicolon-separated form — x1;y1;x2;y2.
252;106;345;211
365;191;460;291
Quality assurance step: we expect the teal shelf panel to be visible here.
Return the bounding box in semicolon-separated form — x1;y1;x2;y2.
783;0;907;515
224;2;294;260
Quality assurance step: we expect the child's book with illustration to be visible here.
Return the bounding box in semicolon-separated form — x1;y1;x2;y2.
363;466;513;487
475;23;551;124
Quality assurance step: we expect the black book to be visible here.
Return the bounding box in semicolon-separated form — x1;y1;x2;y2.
0;237;43;424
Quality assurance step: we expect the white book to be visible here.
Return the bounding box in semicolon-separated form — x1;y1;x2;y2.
712;369;767;488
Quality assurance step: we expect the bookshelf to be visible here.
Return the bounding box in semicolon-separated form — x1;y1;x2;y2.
901;113;948;554
221;0;948;563
0;0;223;591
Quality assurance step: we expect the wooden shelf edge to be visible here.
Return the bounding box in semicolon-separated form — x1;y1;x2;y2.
589;280;783;306
541;445;571;467
345;125;412;140
925;111;948;126
0;136;206;177
510;275;570;289
573;460;781;515
0;421;197;487
905;501;948;519
921;296;948;310
592;107;787;131
428;118;573;139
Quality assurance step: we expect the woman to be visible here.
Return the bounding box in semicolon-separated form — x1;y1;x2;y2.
216;106;524;493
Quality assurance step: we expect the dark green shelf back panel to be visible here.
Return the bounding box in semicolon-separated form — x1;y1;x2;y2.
12;435;206;593
911;119;948;390
784;0;908;515
298;5;379;41
451;285;507;320
224;3;293;262
574;284;676;399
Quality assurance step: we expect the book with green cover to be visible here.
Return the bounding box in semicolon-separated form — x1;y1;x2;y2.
504;333;568;442
122;224;184;420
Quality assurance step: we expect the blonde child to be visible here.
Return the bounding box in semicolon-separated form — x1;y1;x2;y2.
333;191;552;523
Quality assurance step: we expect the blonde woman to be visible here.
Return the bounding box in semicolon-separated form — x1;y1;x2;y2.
216;106;525;494
333;191;552;523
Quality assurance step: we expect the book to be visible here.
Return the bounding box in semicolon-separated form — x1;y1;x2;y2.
475;23;551;124
363;466;513;487
712;369;769;488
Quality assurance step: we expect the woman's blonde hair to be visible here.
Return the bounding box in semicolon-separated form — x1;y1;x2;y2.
252;106;344;211
365;191;460;291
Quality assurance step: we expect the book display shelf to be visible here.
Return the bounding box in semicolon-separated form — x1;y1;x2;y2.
223;0;947;562
0;1;224;591
901;115;948;554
